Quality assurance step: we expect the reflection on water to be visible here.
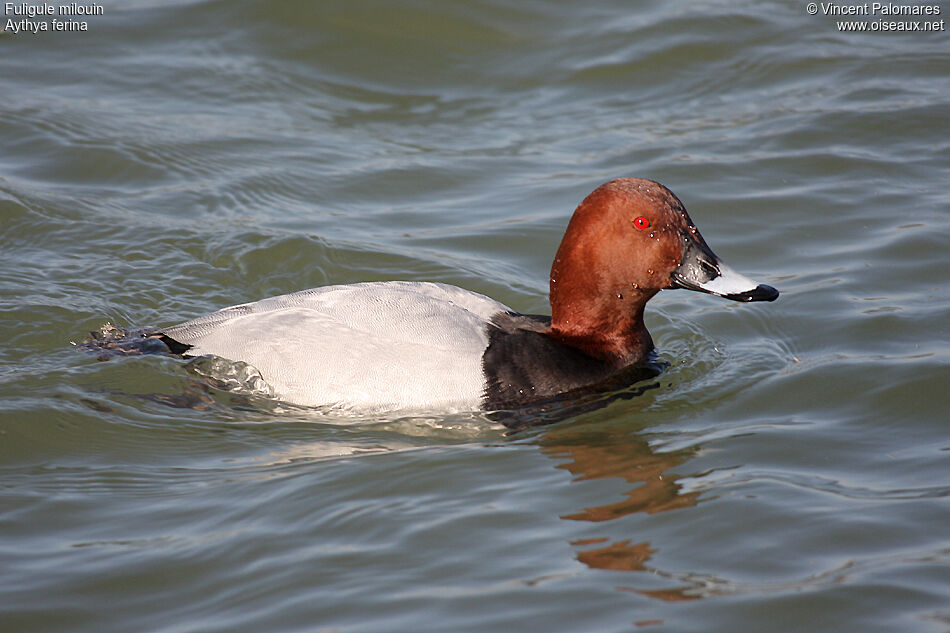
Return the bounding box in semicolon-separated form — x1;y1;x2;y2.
572;538;655;572
548;429;700;521
540;424;705;601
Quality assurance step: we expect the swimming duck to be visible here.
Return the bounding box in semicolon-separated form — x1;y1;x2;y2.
156;178;777;412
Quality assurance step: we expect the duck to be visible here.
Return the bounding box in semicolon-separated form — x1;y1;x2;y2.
154;178;778;413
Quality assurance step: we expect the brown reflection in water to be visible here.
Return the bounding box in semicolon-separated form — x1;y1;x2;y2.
540;425;703;601
541;426;700;523
626;587;701;602
573;538;655;571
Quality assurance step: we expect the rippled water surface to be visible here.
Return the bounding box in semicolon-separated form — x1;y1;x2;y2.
2;2;950;632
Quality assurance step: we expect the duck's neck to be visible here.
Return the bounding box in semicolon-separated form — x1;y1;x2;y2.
545;186;660;366
548;278;656;366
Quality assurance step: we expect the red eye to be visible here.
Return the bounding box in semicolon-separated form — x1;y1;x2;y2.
633;216;650;230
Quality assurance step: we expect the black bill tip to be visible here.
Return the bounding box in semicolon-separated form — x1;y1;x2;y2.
723;284;779;303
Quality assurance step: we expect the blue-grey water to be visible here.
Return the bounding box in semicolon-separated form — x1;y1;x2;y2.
2;2;950;632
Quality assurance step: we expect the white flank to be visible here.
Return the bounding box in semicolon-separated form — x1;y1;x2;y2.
163;282;512;413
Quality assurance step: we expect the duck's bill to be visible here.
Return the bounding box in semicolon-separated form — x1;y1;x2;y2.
671;233;779;302
671;262;778;302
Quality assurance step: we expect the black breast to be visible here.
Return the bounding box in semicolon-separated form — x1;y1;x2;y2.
481;312;658;411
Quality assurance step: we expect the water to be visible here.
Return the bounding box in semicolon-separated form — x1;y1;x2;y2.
2;1;950;631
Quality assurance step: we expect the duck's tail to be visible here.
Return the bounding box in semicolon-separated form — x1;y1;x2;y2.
78;323;192;360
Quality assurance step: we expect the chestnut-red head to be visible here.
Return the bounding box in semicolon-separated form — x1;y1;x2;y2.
548;178;777;363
